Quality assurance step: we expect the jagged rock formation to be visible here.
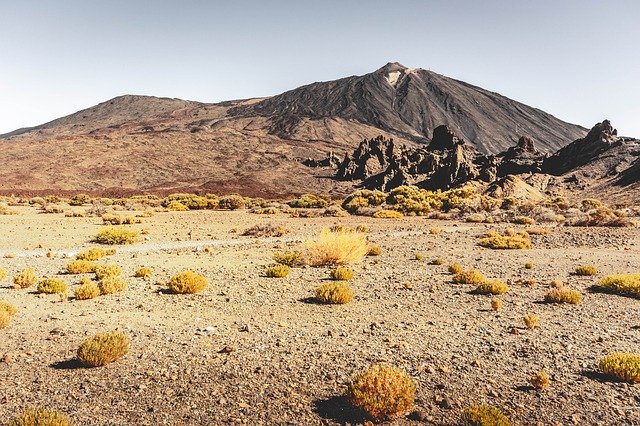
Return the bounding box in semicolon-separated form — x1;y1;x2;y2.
495;135;546;177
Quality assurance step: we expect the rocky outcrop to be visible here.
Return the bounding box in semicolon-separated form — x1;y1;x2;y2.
302;152;341;168
542;120;618;175
495;135;546;177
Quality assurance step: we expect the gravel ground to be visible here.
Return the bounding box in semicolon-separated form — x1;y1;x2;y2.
0;208;639;425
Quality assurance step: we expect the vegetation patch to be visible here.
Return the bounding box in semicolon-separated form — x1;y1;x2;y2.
98;276;127;295
545;288;582;304
524;314;540;329
372;209;404;219
66;260;97;274
77;330;130;367
366;244;382;256
348;363;416;421
265;264;291;278
272;250;301;267
13;268;38;289
76;248;115;261
287;193;330;208
461;404;511;426
597;273;640;297
599;353;640;383
37;278;68;295
242;224;289;237
134;267;153;279
315;282;353;304
95;264;122;280
168;270;208;294
329;267;354;281
6;408;74;426
574;265;598;276
452;269;487;285
75;281;101;300
478;230;531;249
94;227;139;245
530;370;551;390
476;280;509;295
303;229;368;266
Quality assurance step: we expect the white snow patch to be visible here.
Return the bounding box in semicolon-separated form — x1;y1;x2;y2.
385;71;401;87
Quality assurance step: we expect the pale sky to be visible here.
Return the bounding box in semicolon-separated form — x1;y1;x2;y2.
1;0;639;136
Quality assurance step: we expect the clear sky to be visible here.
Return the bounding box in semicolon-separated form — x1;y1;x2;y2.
1;0;639;136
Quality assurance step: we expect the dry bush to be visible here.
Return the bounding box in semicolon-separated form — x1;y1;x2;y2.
348;363;416;421
303;229;368;266
0;267;6;281
461;404;511;426
372;209;404;219
527;227;549;235
98;276;127;295
478;230;531;249
6;408;73;426
75;281;101;300
597;273;640;297
448;263;464;275
66;260;97;274
530;370;551;390
265;264;290;278
430;258;444;265
513;216;535;225
476;280;509;295
330;267;354;281
273;251;302;267
342;189;386;214
69;193;91;206
242;224;289;237
545;288;582;304
217;194;246;210
453;269;487;285
13;268;38;289
414;252;425;261
77;330;130;367
599;353;640;383
524;262;534;270
367;244;382;256
166;200;189;211
574;265;598;276
162;193;215;210
95;264;122;280
524;314;540;329
94;227;139;245
37;278;68;295
168;270;208;293
134;267;153;279
0;300;17;316
42;204;66;214
101;213;141;225
287;193;330;208
76;248;115;261
550;279;564;289
0;204;18;215
315;282;353;304
491;298;503;311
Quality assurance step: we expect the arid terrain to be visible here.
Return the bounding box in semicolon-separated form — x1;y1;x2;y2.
1;203;639;425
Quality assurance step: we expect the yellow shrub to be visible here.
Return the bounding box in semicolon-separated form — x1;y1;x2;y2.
303;229;368;266
102;213;141;225
242;224;289;237
167;200;189;211
372;209;404;219
524;262;534;269
273;251;301;267
545;288;582;304
95;264;122;280
575;265;598;276
461;405;511;426
366;244;382;256
453;269;487;285
448;263;464;275
6;408;73;426
265;264;290;278
431;258;444;265
77;330;130;367
37;278;68;294
98;276;127;295
414;252;424;261
0;300;17;316
0;267;6;281
76;248;115;261
598;273;640;297
476;280;509;295
491;298;503;311
75;281;101;300
524;314;540;329
315;282;354;304
13;268;38;289
348;364;416;421
0;310;11;329
168;270;208;293
478;231;531;249
530;370;551;390
134;267;153;279
599;353;640;383
429;227;442;235
94;227;139;245
329;267;354;281
66;260;97;274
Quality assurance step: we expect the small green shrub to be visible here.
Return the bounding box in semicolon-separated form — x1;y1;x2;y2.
575;265;598;276
315;282;353;304
329;267;354;281
66;260;97;274
37;278;68;295
6;408;74;426
75;281;101;300
545;288;582;304
348;363;416;421
134;267;153;279
273;251;301;267
265;264;290;278
77;330;130;367
13;268;38;289
599;353;640;383
168;270;208;293
597;273;640;297
476;280;509;295
94;227;139;245
461;404;511;426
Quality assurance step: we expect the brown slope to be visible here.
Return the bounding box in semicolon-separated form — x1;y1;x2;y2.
232;62;587;154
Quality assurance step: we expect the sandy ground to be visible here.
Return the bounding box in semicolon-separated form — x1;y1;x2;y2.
0;207;639;425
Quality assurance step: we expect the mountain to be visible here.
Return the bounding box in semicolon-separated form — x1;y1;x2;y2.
0;62;604;198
